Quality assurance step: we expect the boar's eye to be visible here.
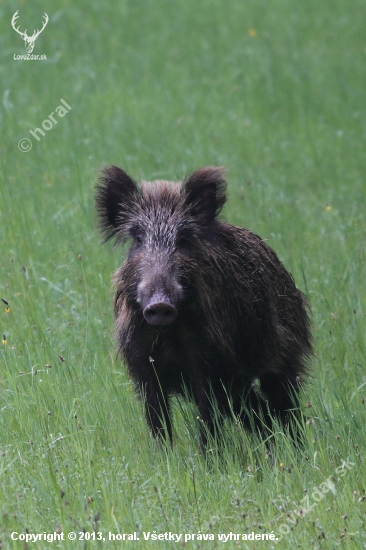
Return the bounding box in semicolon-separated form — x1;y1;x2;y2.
176;234;192;253
178;237;189;247
135;234;144;246
131;229;145;247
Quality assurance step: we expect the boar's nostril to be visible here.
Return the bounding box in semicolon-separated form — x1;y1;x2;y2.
143;302;178;326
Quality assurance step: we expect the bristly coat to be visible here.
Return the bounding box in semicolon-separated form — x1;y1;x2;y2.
96;166;313;448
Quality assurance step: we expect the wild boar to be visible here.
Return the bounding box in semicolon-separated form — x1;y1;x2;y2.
96;166;312;448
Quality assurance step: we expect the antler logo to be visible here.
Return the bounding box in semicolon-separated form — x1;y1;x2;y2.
11;11;49;54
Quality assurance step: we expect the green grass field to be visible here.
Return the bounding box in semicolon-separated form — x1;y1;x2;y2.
1;0;365;547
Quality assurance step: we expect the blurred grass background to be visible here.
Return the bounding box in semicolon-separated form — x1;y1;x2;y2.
0;0;365;547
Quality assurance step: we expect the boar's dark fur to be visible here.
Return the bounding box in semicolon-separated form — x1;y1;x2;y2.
96;166;313;449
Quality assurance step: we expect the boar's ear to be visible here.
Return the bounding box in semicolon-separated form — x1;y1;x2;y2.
183;167;227;223
95;165;139;242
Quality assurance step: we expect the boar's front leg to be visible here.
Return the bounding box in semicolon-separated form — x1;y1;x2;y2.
191;382;216;452
141;381;172;444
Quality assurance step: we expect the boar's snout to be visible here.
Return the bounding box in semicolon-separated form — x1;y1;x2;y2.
143;295;178;326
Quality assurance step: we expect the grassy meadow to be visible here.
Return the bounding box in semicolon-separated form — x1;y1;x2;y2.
0;0;365;547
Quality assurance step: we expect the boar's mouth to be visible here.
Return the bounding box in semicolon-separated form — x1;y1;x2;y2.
143;294;178;326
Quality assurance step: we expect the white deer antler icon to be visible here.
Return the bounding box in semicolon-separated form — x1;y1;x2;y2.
11;11;49;54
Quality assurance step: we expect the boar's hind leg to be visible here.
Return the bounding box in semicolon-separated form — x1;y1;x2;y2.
259;372;303;429
141;383;172;444
235;386;273;433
